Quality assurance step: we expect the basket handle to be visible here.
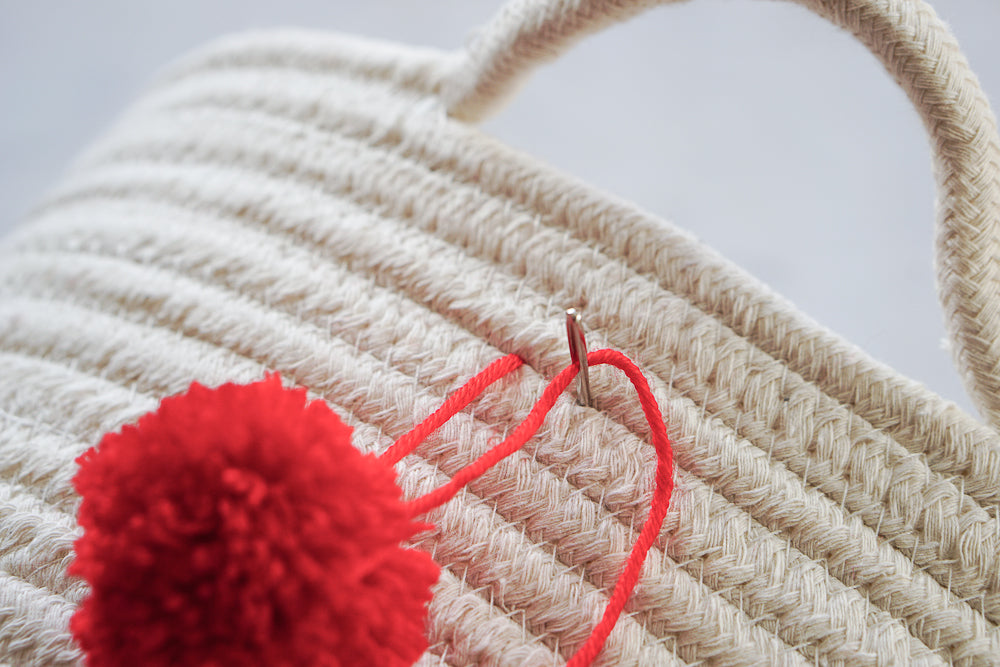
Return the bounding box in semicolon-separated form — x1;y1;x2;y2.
443;0;1000;429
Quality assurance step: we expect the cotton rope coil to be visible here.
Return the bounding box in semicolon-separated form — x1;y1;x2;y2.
0;0;999;664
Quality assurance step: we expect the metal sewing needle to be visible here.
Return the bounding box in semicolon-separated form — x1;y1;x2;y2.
565;308;592;407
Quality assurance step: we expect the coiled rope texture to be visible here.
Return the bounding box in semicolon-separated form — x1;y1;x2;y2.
0;0;998;664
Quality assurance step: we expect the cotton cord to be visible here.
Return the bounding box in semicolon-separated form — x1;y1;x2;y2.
393;349;676;665
2;1;999;661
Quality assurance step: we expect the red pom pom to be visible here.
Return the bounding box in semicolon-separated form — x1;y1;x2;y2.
70;376;439;667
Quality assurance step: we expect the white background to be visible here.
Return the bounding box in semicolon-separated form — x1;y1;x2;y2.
1;1;998;415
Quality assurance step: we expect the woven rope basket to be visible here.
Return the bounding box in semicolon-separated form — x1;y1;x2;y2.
2;0;1000;664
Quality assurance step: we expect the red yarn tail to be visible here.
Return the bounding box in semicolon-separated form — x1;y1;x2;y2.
391;349;675;667
379;353;524;466
563;350;674;667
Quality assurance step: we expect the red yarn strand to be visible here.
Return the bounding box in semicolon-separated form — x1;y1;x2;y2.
564;350;674;667
380;353;524;465
393;349;675;666
405;359;578;516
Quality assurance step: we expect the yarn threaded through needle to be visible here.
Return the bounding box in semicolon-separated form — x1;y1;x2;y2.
71;349;673;667
390;349;675;666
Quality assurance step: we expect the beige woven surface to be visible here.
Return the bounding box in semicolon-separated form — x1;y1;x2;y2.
0;0;999;664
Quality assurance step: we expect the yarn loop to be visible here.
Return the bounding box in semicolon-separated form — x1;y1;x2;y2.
71;350;673;666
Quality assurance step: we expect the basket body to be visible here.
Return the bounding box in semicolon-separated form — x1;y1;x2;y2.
0;28;998;666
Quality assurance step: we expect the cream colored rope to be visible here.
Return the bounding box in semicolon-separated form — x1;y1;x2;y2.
2;15;998;664
444;0;1000;430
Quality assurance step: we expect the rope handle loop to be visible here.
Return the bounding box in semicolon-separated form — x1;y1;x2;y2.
442;0;1000;429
